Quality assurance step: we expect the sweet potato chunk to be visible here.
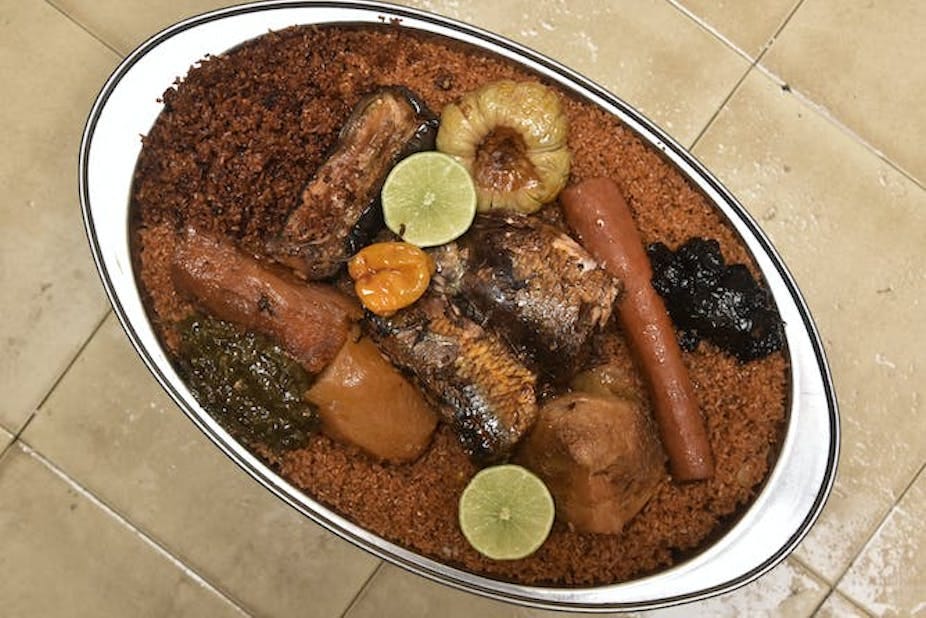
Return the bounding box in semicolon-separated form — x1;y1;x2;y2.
307;335;438;463
517;392;666;534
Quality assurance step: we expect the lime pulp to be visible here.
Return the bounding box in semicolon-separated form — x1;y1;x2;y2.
458;464;555;561
381;151;477;247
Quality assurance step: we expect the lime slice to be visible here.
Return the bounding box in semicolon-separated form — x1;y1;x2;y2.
382;151;477;247
458;464;555;560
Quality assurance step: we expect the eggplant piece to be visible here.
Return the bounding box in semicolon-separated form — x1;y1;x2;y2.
268;86;439;279
365;294;537;462
647;237;784;361
432;213;621;379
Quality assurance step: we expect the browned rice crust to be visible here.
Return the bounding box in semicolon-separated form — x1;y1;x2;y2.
131;24;787;586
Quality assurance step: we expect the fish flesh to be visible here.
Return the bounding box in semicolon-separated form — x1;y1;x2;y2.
365;294;537;462
268;86;438;279
432;213;620;379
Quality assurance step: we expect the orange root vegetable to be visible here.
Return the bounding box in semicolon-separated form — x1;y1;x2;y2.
171;228;361;374
307;335;438;463
348;242;435;316
561;178;714;481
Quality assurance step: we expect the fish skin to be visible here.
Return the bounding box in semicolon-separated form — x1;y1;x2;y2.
365;294;537;462
267;86;438;280
432;213;621;379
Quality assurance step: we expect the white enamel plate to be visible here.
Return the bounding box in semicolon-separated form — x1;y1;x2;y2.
79;1;839;611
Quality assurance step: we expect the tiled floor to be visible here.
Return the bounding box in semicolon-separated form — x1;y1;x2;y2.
1;0;923;616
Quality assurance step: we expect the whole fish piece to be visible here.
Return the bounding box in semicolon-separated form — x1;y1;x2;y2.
432;213;621;379
365;295;537;462
268;86;438;280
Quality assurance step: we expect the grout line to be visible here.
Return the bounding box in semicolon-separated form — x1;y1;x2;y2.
760;0;808;54
829;460;926;599
672;0;924;190
0;433;15;462
810;587;872;617
794;460;926;614
760;0;922;191
686;0;806;151
0;441;15;466
45;0;125;58
0;420;17;460
687;63;753;151
751;62;925;191
339;561;384;617
780;555;840;616
16;441;255;618
30;309;112;417
0;309;112;461
664;0;756;63
791;554;833;593
755;0;926;189
663;0;762;151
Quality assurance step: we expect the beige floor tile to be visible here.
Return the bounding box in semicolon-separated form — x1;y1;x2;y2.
0;444;244;618
52;0;748;148
0;1;114;433
345;558;826;617
814;590;870;617
837;468;926;616
642;559;829;617
693;68;926;583
398;0;750;146
762;0;926;184
344;563;606;617
0;426;13;453
49;0;236;55
22;314;379;617
674;0;800;56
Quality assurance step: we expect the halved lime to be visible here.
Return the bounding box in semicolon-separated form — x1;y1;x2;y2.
382;151;477;247
458;464;555;560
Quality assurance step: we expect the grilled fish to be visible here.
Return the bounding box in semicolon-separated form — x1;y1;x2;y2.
432;213;621;378
365;294;537;462
268;86;438;280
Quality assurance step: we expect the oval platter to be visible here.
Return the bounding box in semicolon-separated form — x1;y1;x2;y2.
79;1;839;611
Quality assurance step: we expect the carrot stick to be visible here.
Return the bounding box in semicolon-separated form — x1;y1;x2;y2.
561;178;714;481
172;228;360;374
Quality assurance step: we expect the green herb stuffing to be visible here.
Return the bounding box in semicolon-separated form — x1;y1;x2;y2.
177;315;318;453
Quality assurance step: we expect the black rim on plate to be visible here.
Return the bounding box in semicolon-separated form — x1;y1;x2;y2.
78;1;839;611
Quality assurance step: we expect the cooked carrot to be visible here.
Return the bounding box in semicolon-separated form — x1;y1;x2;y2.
172;227;361;374
561;178;714;481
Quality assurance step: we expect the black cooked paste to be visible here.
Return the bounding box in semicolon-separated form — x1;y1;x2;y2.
647;237;784;361
176;316;318;452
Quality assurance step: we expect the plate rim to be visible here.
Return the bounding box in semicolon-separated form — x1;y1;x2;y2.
78;0;840;611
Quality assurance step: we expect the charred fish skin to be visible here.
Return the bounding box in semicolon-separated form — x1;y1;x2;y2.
366;296;538;462
268;86;439;280
433;213;621;378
